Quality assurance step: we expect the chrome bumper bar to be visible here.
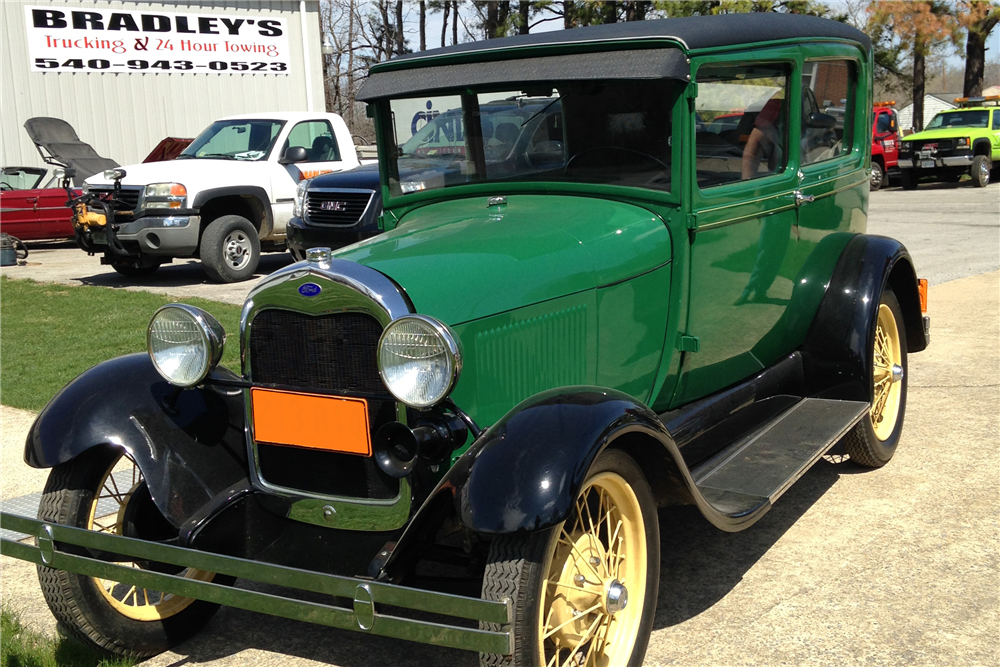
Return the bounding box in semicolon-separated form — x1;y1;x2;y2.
0;512;511;656
898;155;974;169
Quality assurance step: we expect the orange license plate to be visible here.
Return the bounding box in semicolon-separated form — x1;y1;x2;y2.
251;388;371;456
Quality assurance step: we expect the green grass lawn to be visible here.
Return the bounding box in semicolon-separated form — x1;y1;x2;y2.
0;604;135;667
0;278;243;412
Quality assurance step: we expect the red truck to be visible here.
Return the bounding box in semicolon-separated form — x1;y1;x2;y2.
871;101;901;191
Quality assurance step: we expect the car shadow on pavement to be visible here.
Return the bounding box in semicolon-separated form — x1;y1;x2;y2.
75;253;293;288
653;456;845;629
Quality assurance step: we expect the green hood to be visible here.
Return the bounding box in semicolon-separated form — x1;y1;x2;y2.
334;194;671;325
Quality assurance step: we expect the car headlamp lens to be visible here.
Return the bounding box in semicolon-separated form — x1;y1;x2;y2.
147;305;225;387
293;179;309;217
143;183;187;209
378;315;461;409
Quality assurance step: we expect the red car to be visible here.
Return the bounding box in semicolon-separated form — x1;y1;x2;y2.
871;101;901;191
0;137;192;242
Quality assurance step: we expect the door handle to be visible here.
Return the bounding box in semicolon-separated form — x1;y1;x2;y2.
793;191;815;207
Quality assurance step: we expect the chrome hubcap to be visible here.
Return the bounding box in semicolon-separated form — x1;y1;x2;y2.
981;162;990;183
891;363;904;384
224;231;251;270
605;580;628;614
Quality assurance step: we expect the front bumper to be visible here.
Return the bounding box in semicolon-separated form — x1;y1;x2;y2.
898;153;974;169
0;511;511;656
84;214;201;257
286;216;374;261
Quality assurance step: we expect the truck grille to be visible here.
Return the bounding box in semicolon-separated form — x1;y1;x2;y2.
305;191;373;226
913;139;954;152
90;186;142;211
248;309;399;500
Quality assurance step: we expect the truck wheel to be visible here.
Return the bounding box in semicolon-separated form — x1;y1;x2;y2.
843;288;907;468
480;449;658;667
37;446;230;658
971;155;991;188
200;215;260;283
900;169;918;190
870;162;884;191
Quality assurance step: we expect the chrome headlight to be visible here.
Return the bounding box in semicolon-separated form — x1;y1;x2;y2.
378;315;461;409
293;179;309;218
143;182;187;210
147;304;225;387
956;137;971;148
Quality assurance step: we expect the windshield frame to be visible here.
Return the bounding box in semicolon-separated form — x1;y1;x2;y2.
925;109;989;130
379;81;679;205
179;119;287;161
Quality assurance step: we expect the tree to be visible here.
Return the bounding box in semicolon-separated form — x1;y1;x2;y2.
868;2;961;132
420;0;427;50
957;1;1000;96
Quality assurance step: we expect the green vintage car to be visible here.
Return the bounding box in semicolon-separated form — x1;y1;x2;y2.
899;96;1000;188
2;14;930;667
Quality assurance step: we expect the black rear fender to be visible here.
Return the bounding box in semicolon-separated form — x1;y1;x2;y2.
25;354;250;529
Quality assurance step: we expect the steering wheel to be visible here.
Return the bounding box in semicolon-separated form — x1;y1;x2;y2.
565;146;669;174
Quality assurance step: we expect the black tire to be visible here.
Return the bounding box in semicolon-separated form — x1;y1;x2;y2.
971;155;991;188
37;446;229;658
480;449;659;667
199;215;260;283
900;169;918;190
870;161;884;191
111;262;159;278
843;289;908;468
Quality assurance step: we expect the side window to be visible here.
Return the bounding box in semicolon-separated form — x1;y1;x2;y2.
876;112;892;134
993;110;1000;130
695;63;790;188
801;60;855;167
285;121;340;162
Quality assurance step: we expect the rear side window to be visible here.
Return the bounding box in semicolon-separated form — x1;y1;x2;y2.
695;63;791;188
286;121;341;162
994;110;1000;130
801;60;855;166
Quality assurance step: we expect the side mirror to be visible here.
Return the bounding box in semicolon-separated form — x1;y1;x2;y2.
807;112;837;129
279;146;309;165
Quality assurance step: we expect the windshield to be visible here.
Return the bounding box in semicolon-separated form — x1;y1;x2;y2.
179;120;284;161
1;167;46;190
386;80;673;196
926;110;989;129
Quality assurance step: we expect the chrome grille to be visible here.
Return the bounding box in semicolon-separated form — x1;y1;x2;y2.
90;186;141;211
248;310;399;500
305;191;373;226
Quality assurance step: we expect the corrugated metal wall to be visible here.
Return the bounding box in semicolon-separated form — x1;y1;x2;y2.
1;0;324;170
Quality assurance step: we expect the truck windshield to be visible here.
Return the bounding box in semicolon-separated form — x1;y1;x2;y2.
925;110;989;129
179;120;284;161
386;80;673;196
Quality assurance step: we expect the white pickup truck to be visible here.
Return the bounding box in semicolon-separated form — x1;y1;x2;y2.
81;112;359;282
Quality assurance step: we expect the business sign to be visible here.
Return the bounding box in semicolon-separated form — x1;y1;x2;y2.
24;6;290;74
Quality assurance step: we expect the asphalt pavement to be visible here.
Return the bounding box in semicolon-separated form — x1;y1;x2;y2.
0;181;997;666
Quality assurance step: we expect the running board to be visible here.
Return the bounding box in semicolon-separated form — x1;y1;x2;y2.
690;398;869;519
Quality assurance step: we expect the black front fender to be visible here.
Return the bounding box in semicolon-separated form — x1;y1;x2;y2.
25;354;250;529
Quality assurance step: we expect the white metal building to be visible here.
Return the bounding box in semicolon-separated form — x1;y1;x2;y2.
897;93;961;133
1;0;324;171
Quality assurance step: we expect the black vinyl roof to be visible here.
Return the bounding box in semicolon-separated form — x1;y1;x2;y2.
385;14;869;68
358;14;869;101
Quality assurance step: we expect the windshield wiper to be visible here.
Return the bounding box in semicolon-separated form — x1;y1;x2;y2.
195;153;238;160
519;96;565;129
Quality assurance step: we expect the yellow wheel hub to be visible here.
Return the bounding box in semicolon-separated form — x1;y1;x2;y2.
88;453;215;621
539;471;646;667
871;302;903;441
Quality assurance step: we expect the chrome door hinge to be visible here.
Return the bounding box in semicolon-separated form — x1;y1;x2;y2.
677;334;700;353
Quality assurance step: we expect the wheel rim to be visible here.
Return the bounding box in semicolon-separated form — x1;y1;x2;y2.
223;231;252;271
980;160;990;184
538;471;646;667
871;166;882;189
88;452;214;620
870;303;903;440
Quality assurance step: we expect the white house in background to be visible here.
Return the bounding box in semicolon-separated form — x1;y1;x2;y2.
982;85;1000;97
897;93;961;133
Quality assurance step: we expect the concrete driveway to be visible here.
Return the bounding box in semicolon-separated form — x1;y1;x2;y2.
1;182;997;666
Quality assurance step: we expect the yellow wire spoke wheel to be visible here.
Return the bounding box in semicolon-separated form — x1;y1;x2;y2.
844;288;908;468
480;449;658;667
88;453;215;621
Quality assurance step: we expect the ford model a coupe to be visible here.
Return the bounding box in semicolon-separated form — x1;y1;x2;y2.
2;14;930;667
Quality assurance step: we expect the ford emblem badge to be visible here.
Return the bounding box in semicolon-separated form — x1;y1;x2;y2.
298;283;322;297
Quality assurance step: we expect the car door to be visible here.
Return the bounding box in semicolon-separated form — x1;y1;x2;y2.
271;119;351;233
674;55;802;405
